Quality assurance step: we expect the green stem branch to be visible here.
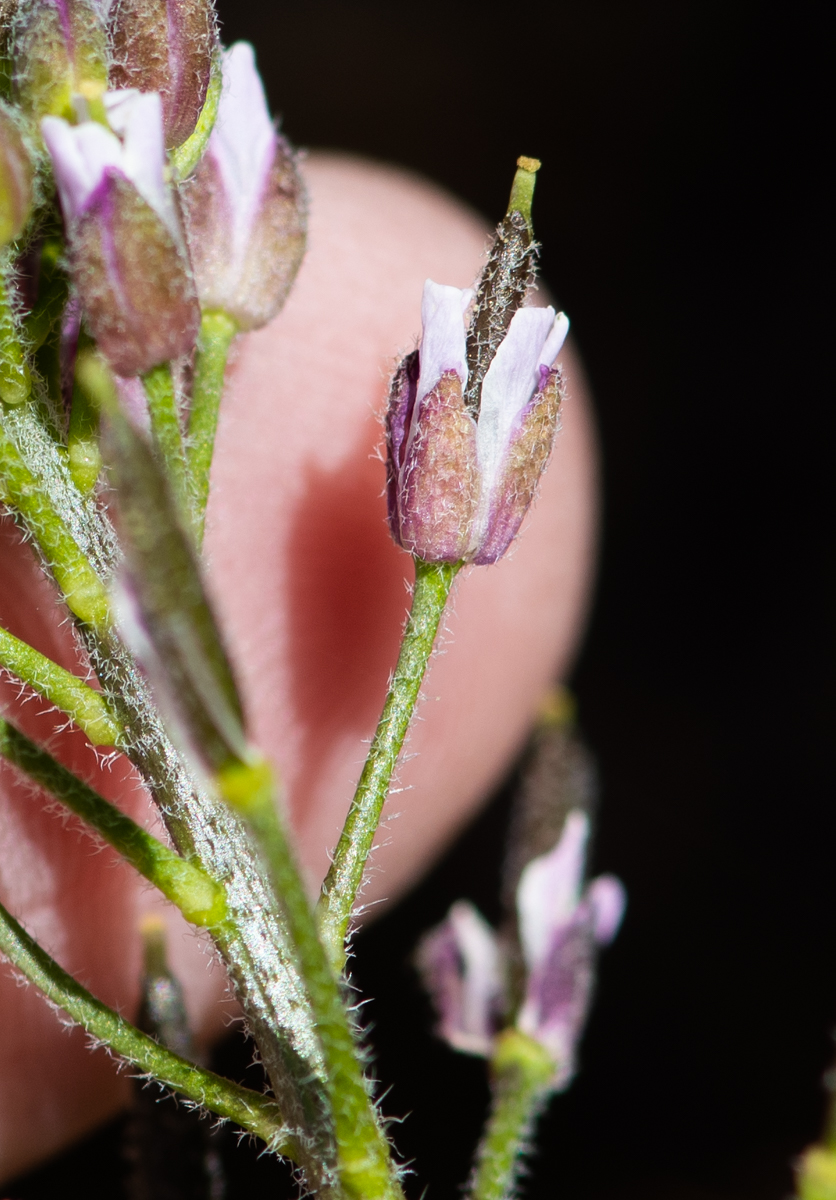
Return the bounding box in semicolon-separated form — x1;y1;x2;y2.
67;370;102;496
0;624;121;745
0;417;111;630
0;898;290;1152
220;758;402;1200
187;309;238;546
317;557;459;966
468;1031;554;1200
0;717;226;928
0;251;31;406
142;361;191;522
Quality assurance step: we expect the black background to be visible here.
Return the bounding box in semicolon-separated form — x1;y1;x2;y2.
10;2;832;1197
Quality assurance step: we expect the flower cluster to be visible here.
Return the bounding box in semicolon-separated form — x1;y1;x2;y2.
417;810;625;1088
2;0;305;380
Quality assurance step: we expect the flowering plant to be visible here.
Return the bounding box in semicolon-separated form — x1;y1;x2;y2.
0;2;650;1196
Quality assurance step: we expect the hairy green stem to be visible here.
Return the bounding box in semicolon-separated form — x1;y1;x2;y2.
468;1031;554;1200
221;758;403;1200
0;624;121;745
187;309;237;545
0;353;331;1185
0;417;111;630
317;557;459;966
67;372;102;495
141;362;190;521
22;237;67;355
0;717;226;928
0;898;291;1152
0;253;31;406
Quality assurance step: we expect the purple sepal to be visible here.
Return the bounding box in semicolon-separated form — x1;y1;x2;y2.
108;0;217;150
416;900;504;1057
385;281;479;562
470;308;569;564
397;369;479;562
385;349;418;542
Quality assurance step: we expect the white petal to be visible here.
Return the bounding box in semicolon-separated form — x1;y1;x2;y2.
42;117;123;223
102;88;142;125
106;91;174;233
585;874;627;945
540;311;570;367
476;305;556;496
416;279;470;406
415;899;503;1057
517;810;589;971
448;900;503;1050
209;42;277;259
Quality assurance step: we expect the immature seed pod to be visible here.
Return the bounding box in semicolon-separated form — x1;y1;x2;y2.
11;0;108;124
108;0;218;150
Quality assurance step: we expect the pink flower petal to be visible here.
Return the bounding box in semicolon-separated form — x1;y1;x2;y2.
586;874;627;945
416;900;503;1057
516;809;589;972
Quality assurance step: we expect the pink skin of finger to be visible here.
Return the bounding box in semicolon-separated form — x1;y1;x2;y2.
0;153;598;1181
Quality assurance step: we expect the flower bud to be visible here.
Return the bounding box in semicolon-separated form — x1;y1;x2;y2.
182;41;306;331
0;102;32;244
108;0;218;150
11;0;108;124
42;91;199;375
386;278;569;565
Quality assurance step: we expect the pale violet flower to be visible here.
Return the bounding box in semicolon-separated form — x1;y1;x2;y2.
516;811;626;1088
182;42;306;331
41;91;198;375
386;279;569;565
415;900;505;1057
417;809;625;1089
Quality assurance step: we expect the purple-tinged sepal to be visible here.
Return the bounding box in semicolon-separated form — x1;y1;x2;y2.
108;0;218;150
516;810;626;1088
471;308;569;564
42;90;199;375
10;0;108;125
416;900;505;1057
182;42;306;331
386;280;480;562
